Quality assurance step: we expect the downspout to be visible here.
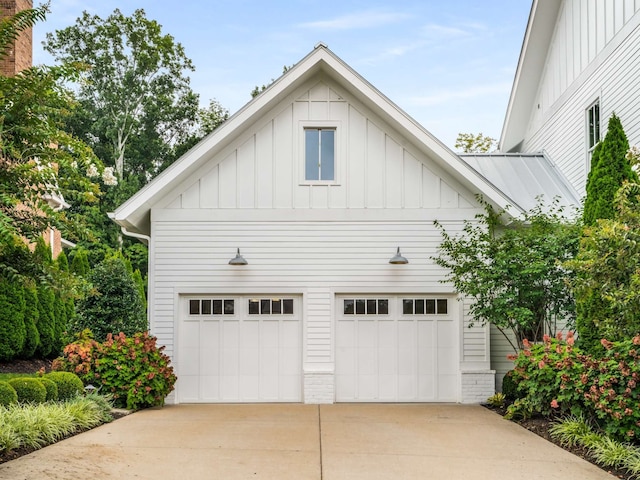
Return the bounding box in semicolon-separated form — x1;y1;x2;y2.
119;226;150;245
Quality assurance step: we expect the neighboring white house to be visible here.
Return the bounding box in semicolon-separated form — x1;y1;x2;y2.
486;0;640;385
111;43;577;404
500;0;640;195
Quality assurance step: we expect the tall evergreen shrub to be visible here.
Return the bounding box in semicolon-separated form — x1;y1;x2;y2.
583;113;637;225
21;284;40;358
36;284;56;357
0;277;26;361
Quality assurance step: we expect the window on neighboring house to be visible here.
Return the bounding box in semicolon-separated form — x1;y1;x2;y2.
305;128;335;181
587;100;600;153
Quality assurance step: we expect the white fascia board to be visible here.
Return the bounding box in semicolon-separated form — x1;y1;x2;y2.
499;0;561;152
114;45;521;233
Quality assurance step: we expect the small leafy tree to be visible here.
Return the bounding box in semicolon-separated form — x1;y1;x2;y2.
583;113;637;225
455;133;497;153
73;254;147;341
434;198;580;352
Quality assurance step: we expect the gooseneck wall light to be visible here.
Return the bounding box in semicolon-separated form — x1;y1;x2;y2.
228;248;248;266
389;247;408;264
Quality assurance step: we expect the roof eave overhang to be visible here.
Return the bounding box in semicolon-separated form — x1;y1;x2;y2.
499;0;562;152
113;45;523;235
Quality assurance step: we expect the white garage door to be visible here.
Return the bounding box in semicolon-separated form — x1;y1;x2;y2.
178;296;301;402
336;295;458;402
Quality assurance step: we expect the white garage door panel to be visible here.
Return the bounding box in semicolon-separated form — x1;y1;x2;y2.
336;295;458;402
178;296;301;403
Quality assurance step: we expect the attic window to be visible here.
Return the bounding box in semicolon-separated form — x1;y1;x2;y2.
305;128;335;181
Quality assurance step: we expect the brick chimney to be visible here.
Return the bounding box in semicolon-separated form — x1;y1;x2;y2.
0;0;33;76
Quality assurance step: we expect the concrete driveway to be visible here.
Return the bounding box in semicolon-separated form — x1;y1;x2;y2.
0;404;615;479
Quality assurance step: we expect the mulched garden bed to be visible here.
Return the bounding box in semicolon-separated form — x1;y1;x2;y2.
0;358;128;466
484;404;632;480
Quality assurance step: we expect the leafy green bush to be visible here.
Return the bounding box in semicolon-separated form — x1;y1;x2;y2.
507;332;640;442
38;377;59;402
72;254;147;341
0;381;17;406
54;330;176;410
501;370;520;400
44;372;84;401
8;378;47;404
578;337;640;441
507;332;586;419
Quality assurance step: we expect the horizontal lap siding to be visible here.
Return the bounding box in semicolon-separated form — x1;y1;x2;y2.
524;2;640;194
150;217;483;367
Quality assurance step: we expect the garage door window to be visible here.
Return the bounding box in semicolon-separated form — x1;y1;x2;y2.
248;298;294;315
402;298;448;315
343;298;389;315
189;299;235;316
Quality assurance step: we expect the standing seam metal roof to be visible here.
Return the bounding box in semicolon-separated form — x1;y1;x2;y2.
459;152;581;214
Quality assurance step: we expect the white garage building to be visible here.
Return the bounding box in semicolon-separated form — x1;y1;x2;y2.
111;44;576;404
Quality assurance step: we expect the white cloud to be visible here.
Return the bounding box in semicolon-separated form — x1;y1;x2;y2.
409;82;513;107
298;10;411;31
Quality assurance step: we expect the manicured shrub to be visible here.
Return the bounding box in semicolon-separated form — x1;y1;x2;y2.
501;370;520;401
8;378;47;404
52;292;68;355
45;371;84;401
38;377;59;402
54;330;176;410
0;381;18;406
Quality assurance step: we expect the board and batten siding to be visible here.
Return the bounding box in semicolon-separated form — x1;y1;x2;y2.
522;0;640;194
160;78;473;212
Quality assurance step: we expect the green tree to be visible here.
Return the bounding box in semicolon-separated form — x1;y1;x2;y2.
583;113;638;225
455;133;497;153
434;199;580;352
569;146;640;350
0;276;26;361
0;5;108;279
43;8;199;182
70;248;91;276
73;254;147;341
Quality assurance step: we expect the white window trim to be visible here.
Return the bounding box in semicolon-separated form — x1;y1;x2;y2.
585;96;601;172
298;120;342;186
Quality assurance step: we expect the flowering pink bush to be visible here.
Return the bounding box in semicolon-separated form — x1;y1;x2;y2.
508;332;640;442
54;330;176;410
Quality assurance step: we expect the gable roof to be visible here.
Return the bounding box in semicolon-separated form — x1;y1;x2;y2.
499;0;562;152
111;44;527;236
460;152;581;213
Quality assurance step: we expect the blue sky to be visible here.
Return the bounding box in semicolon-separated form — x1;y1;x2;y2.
32;1;532;149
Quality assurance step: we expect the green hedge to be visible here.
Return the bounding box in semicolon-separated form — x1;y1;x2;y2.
8;378;47;404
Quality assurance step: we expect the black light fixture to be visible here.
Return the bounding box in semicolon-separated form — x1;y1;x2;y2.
229;248;248;265
389;247;408;264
